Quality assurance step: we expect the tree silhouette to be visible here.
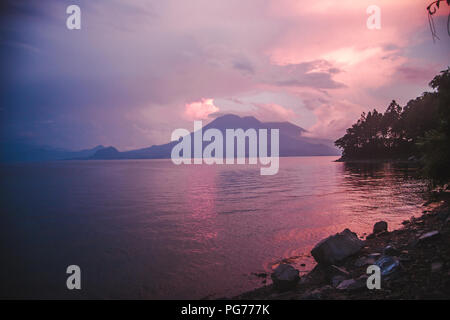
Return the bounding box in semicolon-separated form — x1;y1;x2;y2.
427;0;450;42
335;68;450;185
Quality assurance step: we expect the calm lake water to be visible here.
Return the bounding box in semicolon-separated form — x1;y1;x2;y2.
0;156;427;299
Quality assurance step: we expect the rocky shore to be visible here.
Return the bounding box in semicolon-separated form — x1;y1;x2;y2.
234;193;450;300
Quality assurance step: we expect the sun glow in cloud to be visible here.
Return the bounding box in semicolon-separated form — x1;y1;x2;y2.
185;98;219;120
322;47;382;66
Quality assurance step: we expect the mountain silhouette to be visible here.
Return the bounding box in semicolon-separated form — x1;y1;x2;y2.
0;143;105;162
90;114;340;159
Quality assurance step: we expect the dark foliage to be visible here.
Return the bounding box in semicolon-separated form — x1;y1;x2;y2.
335;68;450;184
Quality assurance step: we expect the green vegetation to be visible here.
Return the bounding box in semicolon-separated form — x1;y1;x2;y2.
335;68;450;185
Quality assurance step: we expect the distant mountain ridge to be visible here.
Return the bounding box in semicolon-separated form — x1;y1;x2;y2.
0;143;105;163
0;114;340;162
90;114;340;160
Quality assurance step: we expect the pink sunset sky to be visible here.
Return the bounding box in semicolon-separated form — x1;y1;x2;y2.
2;0;449;150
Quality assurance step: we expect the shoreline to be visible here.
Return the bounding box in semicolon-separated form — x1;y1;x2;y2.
334;157;421;164
232;192;450;300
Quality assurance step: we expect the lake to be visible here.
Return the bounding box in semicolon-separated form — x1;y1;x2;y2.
0;156;427;299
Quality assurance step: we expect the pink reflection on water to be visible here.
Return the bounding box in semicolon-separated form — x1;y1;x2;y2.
0;157;427;299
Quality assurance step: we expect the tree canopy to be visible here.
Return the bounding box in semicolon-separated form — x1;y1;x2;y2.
335;67;450;184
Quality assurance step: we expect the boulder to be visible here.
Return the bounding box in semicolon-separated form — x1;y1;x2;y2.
311;229;364;265
373;221;388;234
299;264;328;286
271;264;300;291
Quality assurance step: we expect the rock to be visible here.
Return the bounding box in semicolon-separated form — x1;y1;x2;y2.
299;264;328;286
418;230;440;243
271;264;300;291
383;245;401;256
354;256;376;267
399;254;411;262
331;275;346;288
252;272;267;278
336;276;367;290
373;221;388;234
329;265;350;276
366;231;389;240
311;229;364;265
301;285;332;300
408;239;419;248
366;233;376;240
375;256;400;276
431;262;443;273
437;209;450;221
336;279;356;290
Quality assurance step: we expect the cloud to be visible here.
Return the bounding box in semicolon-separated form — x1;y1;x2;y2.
251;103;298;122
185;99;220;120
304;99;364;139
232;57;255;74
1;0;448;149
396;65;439;83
